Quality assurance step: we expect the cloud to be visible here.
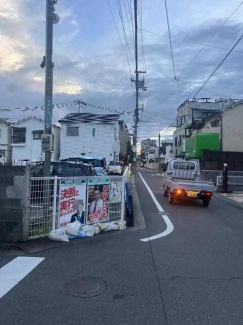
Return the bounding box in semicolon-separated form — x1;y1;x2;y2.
1;0;243;144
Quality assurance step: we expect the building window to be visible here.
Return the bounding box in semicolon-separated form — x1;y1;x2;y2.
66;126;79;136
12;127;26;143
33;130;44;140
175;137;178;146
92;128;95;137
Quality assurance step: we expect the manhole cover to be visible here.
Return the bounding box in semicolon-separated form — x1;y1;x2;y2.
65;277;106;298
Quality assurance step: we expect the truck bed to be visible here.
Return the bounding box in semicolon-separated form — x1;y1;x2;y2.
166;177;214;192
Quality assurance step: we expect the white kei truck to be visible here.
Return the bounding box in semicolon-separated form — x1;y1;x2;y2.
162;158;214;207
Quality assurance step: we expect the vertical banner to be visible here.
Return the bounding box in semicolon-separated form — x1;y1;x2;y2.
110;180;122;203
59;179;86;227
87;178;110;224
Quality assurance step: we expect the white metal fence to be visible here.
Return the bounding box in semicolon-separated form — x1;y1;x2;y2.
28;172;128;240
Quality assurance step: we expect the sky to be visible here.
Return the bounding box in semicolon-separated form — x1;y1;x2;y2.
1;0;243;145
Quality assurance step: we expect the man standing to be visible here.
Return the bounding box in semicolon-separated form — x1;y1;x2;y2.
89;185;103;215
70;201;85;224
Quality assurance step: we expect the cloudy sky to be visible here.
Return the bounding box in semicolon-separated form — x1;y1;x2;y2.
1;0;243;144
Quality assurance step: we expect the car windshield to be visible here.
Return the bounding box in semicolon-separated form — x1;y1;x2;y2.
109;161;120;166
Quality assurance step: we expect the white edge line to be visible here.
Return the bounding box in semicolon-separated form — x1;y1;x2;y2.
138;172;174;242
138;172;164;212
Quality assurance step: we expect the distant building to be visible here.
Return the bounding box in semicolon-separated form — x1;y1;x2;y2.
141;139;157;154
11;116;60;163
0;119;12;164
161;141;173;163
146;146;159;163
59;113;120;165
173;98;236;157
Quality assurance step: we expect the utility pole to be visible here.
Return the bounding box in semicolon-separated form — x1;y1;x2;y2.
133;0;139;162
42;0;59;176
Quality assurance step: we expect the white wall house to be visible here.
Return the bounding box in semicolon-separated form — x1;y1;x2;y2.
59;113;120;165
0;119;12;164
11;116;60;163
161;142;173;163
173;98;233;157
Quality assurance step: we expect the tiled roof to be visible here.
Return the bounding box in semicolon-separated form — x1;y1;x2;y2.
58;113;120;124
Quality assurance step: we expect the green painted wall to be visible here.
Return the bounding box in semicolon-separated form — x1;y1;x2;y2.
186;133;220;158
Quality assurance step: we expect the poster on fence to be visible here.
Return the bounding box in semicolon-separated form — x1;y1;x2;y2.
59;179;86;227
110;180;122;203
87;178;110;224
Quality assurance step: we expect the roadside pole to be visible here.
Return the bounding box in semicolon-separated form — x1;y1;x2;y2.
43;0;59;176
41;0;59;225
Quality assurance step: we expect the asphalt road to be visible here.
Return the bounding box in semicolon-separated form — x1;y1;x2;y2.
1;168;243;325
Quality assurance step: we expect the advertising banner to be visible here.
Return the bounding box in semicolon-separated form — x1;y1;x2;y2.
110;180;122;203
59;179;86;227
87;178;110;223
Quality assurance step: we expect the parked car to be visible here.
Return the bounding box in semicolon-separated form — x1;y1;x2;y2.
30;161;96;177
162;158;214;207
61;156;107;176
107;161;123;175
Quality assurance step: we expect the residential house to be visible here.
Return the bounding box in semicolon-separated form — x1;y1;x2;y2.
173;98;233;157
0;119;12;164
11;116;60;163
58;113;120;165
193;99;243;152
118;120;129;161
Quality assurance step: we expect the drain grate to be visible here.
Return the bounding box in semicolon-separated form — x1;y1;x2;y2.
65;277;106;298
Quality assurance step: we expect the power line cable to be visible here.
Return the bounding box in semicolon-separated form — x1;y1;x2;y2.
194;33;243;97
139;27;243;55
116;0;135;70
107;0;133;79
138;0;146;71
164;0;177;80
178;0;243;78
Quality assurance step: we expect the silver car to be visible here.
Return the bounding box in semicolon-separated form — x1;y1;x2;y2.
107;161;123;175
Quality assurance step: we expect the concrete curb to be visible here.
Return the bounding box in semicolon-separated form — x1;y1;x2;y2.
128;173;146;230
214;193;243;210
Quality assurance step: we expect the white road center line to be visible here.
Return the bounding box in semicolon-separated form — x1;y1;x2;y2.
0;257;45;299
138;172;174;242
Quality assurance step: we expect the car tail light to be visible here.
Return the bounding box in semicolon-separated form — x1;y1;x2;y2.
206;192;212;196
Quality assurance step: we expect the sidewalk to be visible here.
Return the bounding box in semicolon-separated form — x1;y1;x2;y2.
215;191;243;209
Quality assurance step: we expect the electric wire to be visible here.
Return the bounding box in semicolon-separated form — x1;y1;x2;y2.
193;33;243;97
164;0;176;80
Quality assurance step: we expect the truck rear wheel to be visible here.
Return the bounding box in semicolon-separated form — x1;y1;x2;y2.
168;191;174;204
203;199;210;207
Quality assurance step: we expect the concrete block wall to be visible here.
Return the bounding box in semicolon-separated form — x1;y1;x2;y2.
0;166;30;243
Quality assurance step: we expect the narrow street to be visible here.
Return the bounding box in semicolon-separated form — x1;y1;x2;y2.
1;169;243;325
